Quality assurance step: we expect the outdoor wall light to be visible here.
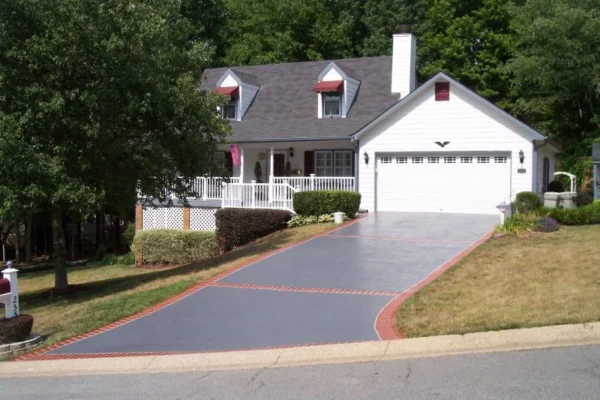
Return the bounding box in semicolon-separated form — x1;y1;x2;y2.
364;151;370;165
519;149;525;164
289;147;294;157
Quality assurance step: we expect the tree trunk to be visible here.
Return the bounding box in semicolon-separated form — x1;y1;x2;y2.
15;222;20;262
25;213;33;262
51;207;68;289
113;216;121;253
77;221;83;258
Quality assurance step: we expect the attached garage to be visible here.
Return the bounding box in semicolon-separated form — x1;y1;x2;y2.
376;153;511;214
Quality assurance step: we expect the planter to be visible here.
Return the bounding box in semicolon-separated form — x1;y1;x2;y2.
544;192;576;209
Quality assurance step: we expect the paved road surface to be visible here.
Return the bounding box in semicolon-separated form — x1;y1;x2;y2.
4;344;600;399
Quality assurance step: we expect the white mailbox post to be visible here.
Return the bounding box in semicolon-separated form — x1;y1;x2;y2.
0;261;20;319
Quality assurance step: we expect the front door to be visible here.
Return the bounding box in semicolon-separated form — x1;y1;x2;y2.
273;154;286;176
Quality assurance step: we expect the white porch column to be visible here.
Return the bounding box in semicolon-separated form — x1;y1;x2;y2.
239;147;244;183
269;147;274;203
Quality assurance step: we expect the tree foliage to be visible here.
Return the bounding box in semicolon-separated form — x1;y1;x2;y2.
0;0;230;287
508;0;600;181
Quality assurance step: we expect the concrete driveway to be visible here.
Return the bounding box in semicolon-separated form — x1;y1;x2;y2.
47;212;497;356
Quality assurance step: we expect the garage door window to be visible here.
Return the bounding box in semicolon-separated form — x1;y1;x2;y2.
477;156;490;164
428;156;440;164
495;156;507;163
444;156;456;163
461;156;473;163
412;156;424;164
396;156;408;164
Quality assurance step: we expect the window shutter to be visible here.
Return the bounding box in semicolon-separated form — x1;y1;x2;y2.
435;82;450;101
304;151;314;176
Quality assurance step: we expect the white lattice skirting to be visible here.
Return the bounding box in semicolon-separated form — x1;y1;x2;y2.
190;208;217;231
142;207;184;230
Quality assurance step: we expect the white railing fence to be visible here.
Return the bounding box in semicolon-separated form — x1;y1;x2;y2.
272;175;355;192
188;176;240;200
222;182;296;211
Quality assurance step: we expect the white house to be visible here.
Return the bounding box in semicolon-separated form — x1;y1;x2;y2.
140;27;560;230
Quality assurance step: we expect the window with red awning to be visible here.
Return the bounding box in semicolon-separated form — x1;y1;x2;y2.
213;86;239;99
312;80;344;93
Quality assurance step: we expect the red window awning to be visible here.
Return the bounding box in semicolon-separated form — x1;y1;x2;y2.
213;86;239;99
312;80;344;93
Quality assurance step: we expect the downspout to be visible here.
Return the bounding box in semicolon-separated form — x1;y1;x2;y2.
533;139;549;194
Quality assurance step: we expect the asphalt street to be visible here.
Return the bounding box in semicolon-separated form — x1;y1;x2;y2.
3;344;600;399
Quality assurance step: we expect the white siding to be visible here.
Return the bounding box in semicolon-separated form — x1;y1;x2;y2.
358;83;535;212
344;79;360;117
391;34;417;98
322;68;343;81
220;74;238;87
240;83;259;119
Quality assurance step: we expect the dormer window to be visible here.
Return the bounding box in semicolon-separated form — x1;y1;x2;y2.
221;100;237;120
323;92;341;117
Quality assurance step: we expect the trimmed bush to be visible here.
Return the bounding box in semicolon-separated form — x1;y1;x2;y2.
575;190;594;207
134;229;218;265
542;202;600;225
534;217;560;232
547;180;564;192
515;191;542;214
0;314;34;345
216;209;291;252
294;191;361;217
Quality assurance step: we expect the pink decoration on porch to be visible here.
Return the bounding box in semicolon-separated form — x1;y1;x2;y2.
230;144;241;167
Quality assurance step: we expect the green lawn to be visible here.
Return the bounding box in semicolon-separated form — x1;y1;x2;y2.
4;223;336;355
396;225;600;337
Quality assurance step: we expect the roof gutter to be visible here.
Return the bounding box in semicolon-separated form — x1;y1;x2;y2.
534;138;549;151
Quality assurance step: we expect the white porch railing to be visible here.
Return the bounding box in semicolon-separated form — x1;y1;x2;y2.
189;177;240;200
272;175;355;192
222;182;296;212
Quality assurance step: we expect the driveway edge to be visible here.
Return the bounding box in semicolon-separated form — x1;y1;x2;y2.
375;226;495;340
16;217;366;361
2;322;600;377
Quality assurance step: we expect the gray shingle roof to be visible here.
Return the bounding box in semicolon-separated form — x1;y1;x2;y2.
202;56;398;142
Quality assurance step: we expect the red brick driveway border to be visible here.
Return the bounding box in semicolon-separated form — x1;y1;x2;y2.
16;216;366;362
374;226;496;340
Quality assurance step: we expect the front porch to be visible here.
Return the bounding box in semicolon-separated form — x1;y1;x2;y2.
185;140;358;212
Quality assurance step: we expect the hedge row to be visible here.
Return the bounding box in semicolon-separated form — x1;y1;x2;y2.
543;201;600;225
216;209;291;252
0;314;34;345
294;190;361;217
134;229;218;265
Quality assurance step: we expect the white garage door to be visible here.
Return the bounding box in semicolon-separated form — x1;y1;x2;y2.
376;154;511;214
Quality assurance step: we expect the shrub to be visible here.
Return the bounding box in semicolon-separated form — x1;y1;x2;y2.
515;191;542;214
547;180;565;192
101;252;135;266
497;213;537;235
216;209;291;252
544;202;600;225
575;190;594;207
534;217;560;233
287;213;345;228
123;223;136;248
0;314;34;345
134;229;218;265
294;191;361;218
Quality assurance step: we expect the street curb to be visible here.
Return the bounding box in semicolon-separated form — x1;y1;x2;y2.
16;216;366;361
375;226;496;339
2;322;600;377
